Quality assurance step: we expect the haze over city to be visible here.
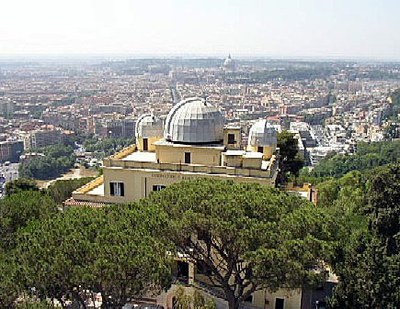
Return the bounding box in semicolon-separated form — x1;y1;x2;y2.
1;0;399;60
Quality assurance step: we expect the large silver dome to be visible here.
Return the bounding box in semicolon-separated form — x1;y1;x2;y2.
248;120;277;147
164;97;224;144
135;114;163;140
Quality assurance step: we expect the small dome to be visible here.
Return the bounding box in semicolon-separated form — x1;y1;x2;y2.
135;114;163;140
248;120;277;147
164;97;224;144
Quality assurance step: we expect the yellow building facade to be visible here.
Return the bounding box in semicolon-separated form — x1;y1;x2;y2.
71;97;279;205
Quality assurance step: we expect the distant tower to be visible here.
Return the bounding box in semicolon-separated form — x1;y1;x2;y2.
223;54;236;71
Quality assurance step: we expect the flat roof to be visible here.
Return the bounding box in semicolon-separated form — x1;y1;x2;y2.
122;151;157;163
243;152;263;159
224;150;246;156
87;183;104;196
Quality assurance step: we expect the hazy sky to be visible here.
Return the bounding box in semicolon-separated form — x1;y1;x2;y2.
0;0;399;59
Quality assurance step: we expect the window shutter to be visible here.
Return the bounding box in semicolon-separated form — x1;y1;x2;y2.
120;183;125;196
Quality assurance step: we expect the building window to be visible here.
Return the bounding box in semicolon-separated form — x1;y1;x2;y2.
184;152;191;164
143;138;148;151
275;298;284;309
110;182;124;196
258;146;263;153
175;261;189;285
153;184;166;192
228;133;235;144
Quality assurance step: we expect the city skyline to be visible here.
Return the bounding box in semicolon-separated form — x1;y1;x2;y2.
0;0;399;60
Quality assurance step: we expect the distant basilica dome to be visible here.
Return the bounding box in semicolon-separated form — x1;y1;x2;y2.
164;97;224;144
248;120;277;148
135;114;163;140
223;54;236;71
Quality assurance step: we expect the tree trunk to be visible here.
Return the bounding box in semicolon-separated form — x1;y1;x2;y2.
100;291;109;309
227;295;240;309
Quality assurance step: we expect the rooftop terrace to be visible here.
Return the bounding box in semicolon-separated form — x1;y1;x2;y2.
103;144;278;180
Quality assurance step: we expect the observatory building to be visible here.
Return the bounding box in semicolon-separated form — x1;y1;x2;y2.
70;97;278;205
